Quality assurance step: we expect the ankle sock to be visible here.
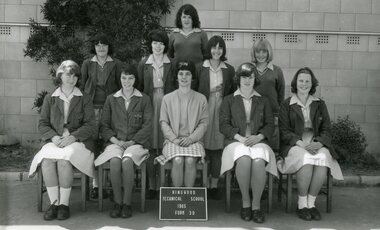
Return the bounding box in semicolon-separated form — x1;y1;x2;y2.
46;186;59;205
307;194;317;208
59;187;72;206
298;195;308;209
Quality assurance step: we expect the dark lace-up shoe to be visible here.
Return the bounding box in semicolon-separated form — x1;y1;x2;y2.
110;203;122;218
296;207;312;221
252;209;265;223
57;204;70;220
43;204;58;221
240;207;252;221
121;204;132;218
309;207;321;220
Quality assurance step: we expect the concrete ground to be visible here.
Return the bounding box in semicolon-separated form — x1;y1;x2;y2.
0;181;379;230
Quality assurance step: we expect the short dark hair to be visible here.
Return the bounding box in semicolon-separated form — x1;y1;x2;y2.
147;29;169;54
234;63;260;88
89;34;114;56
55;60;81;87
291;67;319;95
120;63;139;88
175;4;201;29
173;59;196;88
204;35;227;61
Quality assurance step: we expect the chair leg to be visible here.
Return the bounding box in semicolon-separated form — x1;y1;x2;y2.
98;165;103;212
81;173;87;212
225;171;231;212
37;167;43;212
202;162;208;187
140;163;146;213
327;170;332;213
286;174;292;213
267;173;273;213
278;173;283;202
160;165;165;187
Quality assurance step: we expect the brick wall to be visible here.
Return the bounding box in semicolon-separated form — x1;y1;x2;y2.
1;0;379;154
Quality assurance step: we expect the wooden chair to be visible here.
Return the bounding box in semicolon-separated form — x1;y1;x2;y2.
225;169;273;213
37;167;88;212
277;169;333;213
97;161;146;212
160;160;208;187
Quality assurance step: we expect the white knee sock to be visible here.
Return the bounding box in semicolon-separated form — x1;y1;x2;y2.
46;186;59;205
298;195;308;209
307;194;317;208
59;187;72;206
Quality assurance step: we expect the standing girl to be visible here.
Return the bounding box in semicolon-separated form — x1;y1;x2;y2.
80;34;122;199
251;38;285;151
168;4;208;69
197;35;235;199
138;29;174;199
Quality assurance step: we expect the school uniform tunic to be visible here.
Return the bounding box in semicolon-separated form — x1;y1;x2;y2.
29;87;96;178
219;89;278;177
94;89;153;166
137;54;174;149
277;95;343;180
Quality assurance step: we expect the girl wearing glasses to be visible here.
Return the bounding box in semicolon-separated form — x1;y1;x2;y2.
219;63;278;223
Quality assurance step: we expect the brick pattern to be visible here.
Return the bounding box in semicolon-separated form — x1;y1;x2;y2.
1;0;380;155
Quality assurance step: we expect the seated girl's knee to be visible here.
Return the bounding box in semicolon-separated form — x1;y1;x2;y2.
110;157;122;168
185;157;196;165
57;159;71;167
41;158;55;167
172;157;184;166
122;157;134;167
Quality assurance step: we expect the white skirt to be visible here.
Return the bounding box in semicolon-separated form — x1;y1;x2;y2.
277;146;344;180
29;142;95;178
94;144;149;167
220;142;278;177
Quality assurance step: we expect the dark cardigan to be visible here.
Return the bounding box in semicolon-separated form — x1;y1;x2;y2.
279;97;338;159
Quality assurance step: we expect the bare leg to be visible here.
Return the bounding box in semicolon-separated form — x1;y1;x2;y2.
57;160;73;206
171;157;184;187
235;156;251;208
110;158;122;204
41;159;59;204
184;157;197;187
296;164;313;196
250;159;266;210
121;157;134;205
309;166;327;196
57;160;73;188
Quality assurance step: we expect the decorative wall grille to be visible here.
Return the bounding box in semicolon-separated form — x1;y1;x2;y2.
0;26;11;35
252;33;266;42
315;35;329;44
284;34;298;43
346;36;360;45
221;32;235;41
